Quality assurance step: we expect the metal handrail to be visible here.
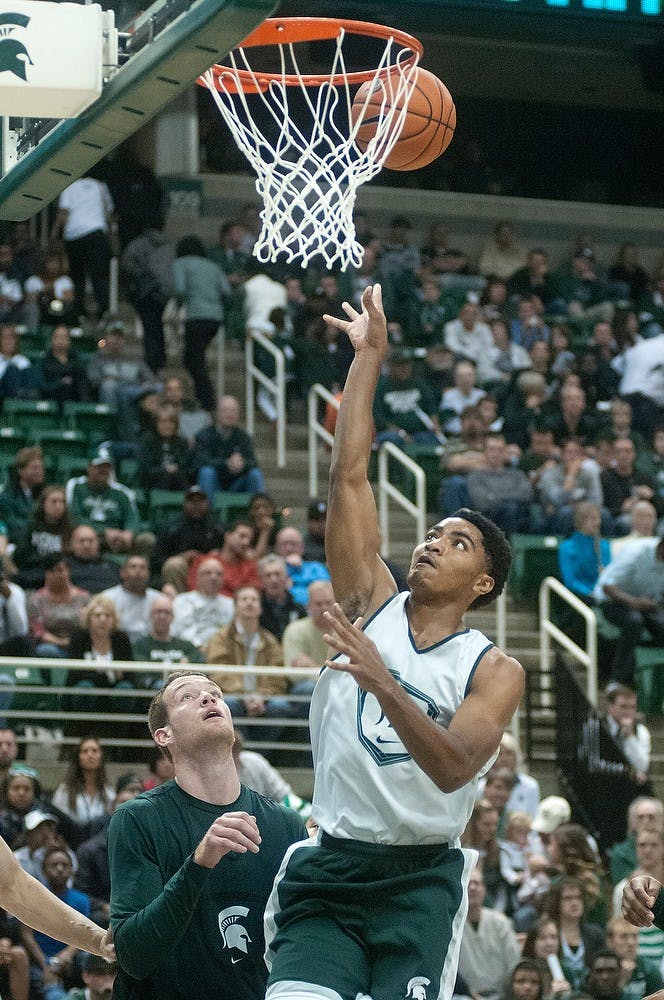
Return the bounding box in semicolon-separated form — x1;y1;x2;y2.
307;383;338;498
539;575;599;706
245;327;286;468
377;441;427;558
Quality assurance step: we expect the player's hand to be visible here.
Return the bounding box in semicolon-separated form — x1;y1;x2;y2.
98;927;116;963
322;603;391;694
193;812;261;868
323;284;388;358
622;874;662;926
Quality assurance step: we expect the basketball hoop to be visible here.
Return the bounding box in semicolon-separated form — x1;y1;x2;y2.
198;17;423;271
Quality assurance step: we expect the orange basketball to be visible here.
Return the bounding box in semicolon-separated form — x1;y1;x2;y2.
351;67;456;171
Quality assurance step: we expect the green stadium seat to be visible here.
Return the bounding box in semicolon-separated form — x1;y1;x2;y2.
635;647;664;715
55;454;89;484
149;489;186;526
509;533;562;605
61;401;116;445
33;429;88;463
1;399;61;436
214;491;253;524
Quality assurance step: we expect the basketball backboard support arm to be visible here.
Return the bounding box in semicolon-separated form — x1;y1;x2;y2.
0;0;277;221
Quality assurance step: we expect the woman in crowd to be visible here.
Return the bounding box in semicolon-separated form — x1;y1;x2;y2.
50;737;114;845
13;486;73;591
27;555;89;659
0;767;45;849
136;403;191;491
37;324;89;404
522;916;572;999
461;798;509;910
506;959;547;1000
542;876;605;992
548;823;609;927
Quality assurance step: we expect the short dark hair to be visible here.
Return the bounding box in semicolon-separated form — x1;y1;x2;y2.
450;508;511;609
176;236;207;259
587;949;621;971
147;669;210;761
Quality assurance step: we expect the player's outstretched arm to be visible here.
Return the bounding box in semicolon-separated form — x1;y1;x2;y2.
0;836;114;960
622;875;663;927
324;285;397;620
324;604;524;791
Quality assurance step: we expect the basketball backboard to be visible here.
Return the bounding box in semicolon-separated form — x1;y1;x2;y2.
0;0;277;221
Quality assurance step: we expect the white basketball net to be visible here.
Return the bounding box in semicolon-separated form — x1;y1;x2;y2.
201;28;421;271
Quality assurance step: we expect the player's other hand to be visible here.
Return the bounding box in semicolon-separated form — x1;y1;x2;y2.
622;874;662;927
98;927;116;963
323;284;388;358
194;812;261;868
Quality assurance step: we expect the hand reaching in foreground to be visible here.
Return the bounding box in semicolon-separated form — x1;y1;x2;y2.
622;874;662;927
322;603;391;696
323;284;388;358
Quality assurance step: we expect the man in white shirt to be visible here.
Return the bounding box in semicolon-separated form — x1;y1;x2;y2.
457;867;521;1000
50;175;114;320
101;556;161;645
604;684;651;785
171;557;234;654
443;302;494;383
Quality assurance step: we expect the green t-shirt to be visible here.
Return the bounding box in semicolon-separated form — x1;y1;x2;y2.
109;781;307;1000
68;480;139;535
131;636;204;666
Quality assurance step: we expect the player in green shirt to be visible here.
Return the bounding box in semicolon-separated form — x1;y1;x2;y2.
108;670;307;1000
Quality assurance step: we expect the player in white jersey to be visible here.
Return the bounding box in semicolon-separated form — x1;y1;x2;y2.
264;284;524;1000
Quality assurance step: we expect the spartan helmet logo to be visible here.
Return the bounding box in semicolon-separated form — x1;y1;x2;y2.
218;905;252;964
405;977;430;1000
0;13;33;82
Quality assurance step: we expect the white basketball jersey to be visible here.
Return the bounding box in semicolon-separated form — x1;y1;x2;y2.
310;592;497;846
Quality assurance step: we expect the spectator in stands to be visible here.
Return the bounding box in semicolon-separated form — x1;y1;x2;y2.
439;404;488;481
65;596;136;724
66;446;153;558
13;808;65;882
0;243;24;324
28;555;90;659
0;324;39;400
536;441;606;536
611;499;658;558
544;383;603;448
441;433;533;536
635;426;664;503
0;728;18;787
153;486;225;594
457;866;521;1000
557;249;615;325
120;226;174;376
206;585;287;744
231;732;310;819
605;398;646;453
480;275;509;323
501;375;550;453
522;916;572;996
281;581;334;715
510;298;551;353
135;404;191;492
543;876;606;992
614;327;664;438
506;960;546;1000
160;374;211;444
478;220;527;279
0;574;31;662
208;219;252;292
549;324;577;381
404;278;450;347
100;555;161;645
51;738;114;846
531;796;572;860
443;301;494;376
172;235;230;412
376;216;420;317
440;359;487;436
302;499;327;564
192;394;265;501
65;949;117;999
481;317;532;389
609;243;650;305
610;797;663;887
372;348;443;448
461;799;505;909
638;269;664;335
38;325;90;405
65;526;120;595
603;684;651;787
419;221;471;276
13;485;73;590
507;248;565;313
478;731;541;818
258;554;306;642
557;503;611;602
584;950;623;1000
87;318;159;437
0;767;46;848
50;173;114;320
170;556;234;654
23;248;77;331
600;438;658;537
274;526;330;607
548;824;609;926
186;519;261;598
142;748;174;791
605;915;664;1000
132;594;203;681
246;492;280;560
483;765;517;839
